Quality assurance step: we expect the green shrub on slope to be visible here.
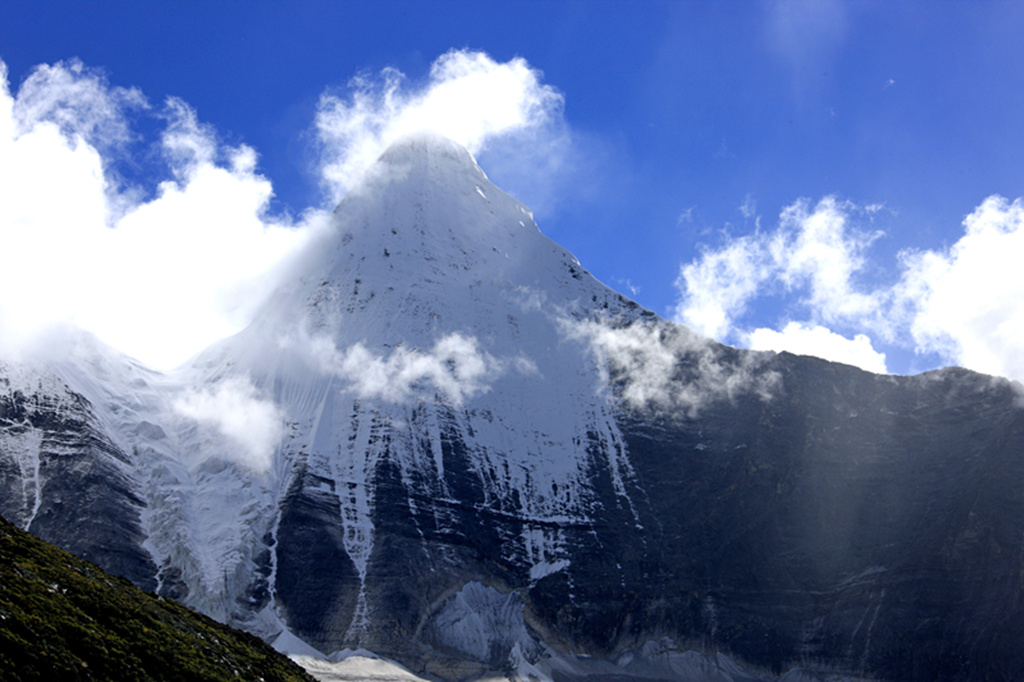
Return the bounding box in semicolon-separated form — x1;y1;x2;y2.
0;514;314;682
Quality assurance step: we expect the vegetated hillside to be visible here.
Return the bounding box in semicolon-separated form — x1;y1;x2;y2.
0;513;314;682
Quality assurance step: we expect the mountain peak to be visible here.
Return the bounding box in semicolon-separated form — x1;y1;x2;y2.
237;133;610;353
375;132;483;174
342;133;491;215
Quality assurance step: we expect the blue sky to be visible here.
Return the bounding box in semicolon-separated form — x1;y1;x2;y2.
1;1;1023;382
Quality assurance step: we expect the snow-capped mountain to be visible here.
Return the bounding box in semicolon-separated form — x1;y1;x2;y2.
183;133;656;659
2;134;1024;681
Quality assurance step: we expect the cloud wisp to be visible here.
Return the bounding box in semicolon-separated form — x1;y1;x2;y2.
561;317;778;416
172;376;285;473
284;330;537;407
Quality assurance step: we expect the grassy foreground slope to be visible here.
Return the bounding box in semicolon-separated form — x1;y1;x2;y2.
0;514;314;682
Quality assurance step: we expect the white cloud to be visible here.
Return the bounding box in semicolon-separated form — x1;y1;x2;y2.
674;232;772;340
772;197;884;327
898;196;1024;381
739;193;757;220
0;59;317;370
674;197;886;343
287;331;535;406
747;322;887;374
315;49;566;206
674;193;1024;383
617;279;641;298
9;58;146;152
0;51;575;371
173;376;285;473
92;100;316;368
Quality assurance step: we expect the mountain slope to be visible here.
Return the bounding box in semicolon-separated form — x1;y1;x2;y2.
0;512;314;681
616;354;1024;680
1;134;1023;681
185;132;657;664
0;354;158;591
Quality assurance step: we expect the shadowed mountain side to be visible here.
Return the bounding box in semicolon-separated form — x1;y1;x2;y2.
610;354;1024;680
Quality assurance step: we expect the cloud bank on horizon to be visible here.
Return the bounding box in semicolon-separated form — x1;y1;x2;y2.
0;50;1023;386
673;195;1024;383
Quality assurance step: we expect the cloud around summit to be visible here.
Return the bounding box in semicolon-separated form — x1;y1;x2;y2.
0;51;571;371
315;50;568;206
1;47;1023;387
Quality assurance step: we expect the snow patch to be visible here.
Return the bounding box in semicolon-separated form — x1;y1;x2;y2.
529;559;570;581
425;581;540;668
292;653;432;682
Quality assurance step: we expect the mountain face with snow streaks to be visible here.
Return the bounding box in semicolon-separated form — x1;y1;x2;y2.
216;134;656;659
0;359;157;591
2;134;1024;681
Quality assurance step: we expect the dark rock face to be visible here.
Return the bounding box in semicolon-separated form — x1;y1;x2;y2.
271;351;1024;681
276;468;362;651
0;377;156;591
3;348;1023;680
593;354;1024;680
